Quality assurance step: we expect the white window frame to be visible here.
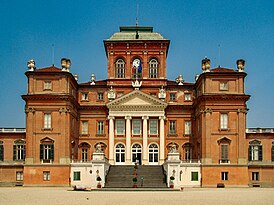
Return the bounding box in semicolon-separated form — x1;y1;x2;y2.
149;119;158;135
149;144;159;164
220;81;228;91
43;171;50;181
97;92;104;101
220;113;228;130
132;119;141;135
97;121;104;135
16;171;23;181
81;148;88;162
43;81;52;90
184;121;191;135
81;93;88;101
221;172;228;181
116;119;125;135
184;93;192;101
169;121;176;134
15;144;25;160
44;113;51;129
252;172;259;181
115;59;125;78
149;59;158;78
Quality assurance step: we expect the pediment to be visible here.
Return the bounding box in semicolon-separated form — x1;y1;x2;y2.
107;90;167;111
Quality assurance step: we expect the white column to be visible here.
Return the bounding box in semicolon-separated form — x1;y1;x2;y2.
108;116;115;164
159;116;165;164
125;116;132;164
142;116;149;165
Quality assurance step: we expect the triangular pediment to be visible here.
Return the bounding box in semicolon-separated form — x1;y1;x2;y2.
107;90;167;111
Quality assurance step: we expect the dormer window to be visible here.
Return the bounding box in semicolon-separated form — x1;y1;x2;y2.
170;93;176;101
115;59;125;78
81;93;88;101
185;93;192;101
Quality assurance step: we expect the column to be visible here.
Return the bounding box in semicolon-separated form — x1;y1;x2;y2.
108;116;115;164
125;116;132;164
142;116;149;165
159;116;165;164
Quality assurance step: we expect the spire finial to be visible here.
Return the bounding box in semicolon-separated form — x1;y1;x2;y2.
135;3;139;39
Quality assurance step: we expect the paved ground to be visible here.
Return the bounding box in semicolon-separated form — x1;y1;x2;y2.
0;187;273;205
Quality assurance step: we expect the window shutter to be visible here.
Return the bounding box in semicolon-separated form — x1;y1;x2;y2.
221;144;228;160
248;146;251;161
272;146;274;161
258;145;262;161
49;144;54;160
40;144;44;160
13;145;17;160
0;145;3;161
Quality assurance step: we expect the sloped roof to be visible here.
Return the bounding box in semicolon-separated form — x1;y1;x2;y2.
33;66;62;72
106;26;168;41
210;67;236;73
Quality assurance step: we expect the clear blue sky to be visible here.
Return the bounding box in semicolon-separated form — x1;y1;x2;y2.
0;0;273;128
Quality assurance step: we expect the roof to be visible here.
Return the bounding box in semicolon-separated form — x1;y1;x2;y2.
210;67;236;73
33;66;62;72
106;26;168;41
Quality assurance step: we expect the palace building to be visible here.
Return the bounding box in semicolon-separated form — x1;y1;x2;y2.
0;26;273;188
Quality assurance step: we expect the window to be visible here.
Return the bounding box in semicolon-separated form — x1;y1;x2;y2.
116;119;125;135
220;113;228;129
272;143;274;161
81;149;88;162
115;144;125;163
184;143;192;161
13;140;26;161
40;144;54;162
73;171;81;181
97;92;104;101
16;171;23;181
132;144;142;164
184;121;191;135
185;93;191;101
149;144;158;163
169;121;176;135
252;172;259;181
220;144;229;163
249;140;262;161
170;93;176;101
44;81;52;90
97;121;104;135
220;81;228;90
81;121;88;134
132;119;141;135
221;172;228;180
44;113;51;129
115;59;125;78
149;59;158;78
149;119;158;135
43;171;50;181
0;142;3;161
191;172;198;181
81;93;88;101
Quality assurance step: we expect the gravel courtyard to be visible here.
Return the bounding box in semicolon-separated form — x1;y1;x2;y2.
0;187;273;205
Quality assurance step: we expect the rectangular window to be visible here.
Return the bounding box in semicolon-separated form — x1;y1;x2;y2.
252;172;259;181
220;81;228;91
149;119;158;135
272;145;274;161
185;148;191;161
97;121;104;135
169;121;176;135
81;149;88;162
170;93;176;101
43;171;50;181
220;113;228;129
81;121;88;134
16;171;23;181
221;172;228;181
220;144;229;163
191;172;198;181
97;92;104;101
0;144;3;161
73;171;81;181
116;119;125;135
40;144;54;162
132;119;141;135
44;81;52;90
13;144;26;161
184;121;191;135
184;93;192;101
81;93;88;101
44;113;51;129
249;145;262;161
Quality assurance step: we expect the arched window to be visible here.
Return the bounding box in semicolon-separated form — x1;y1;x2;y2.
13;140;26;161
149;59;158;78
149;144;158;163
115;59;125;78
132;144;142;164
115;144;125;163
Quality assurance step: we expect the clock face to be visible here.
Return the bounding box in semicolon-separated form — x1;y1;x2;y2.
133;59;140;68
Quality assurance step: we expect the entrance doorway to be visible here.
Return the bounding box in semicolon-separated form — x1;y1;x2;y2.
132;144;142;165
115;143;125;164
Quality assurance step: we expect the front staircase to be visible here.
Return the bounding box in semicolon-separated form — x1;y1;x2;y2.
104;165;167;188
